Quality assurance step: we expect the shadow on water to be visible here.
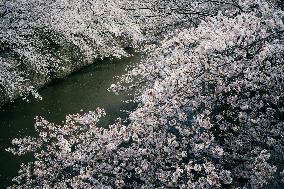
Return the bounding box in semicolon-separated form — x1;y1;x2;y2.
0;50;140;188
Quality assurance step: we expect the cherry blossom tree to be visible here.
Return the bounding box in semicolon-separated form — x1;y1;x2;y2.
111;0;284;187
6;0;284;188
0;0;142;101
0;0;244;101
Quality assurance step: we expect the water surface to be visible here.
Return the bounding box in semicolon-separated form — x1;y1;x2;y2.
0;51;140;187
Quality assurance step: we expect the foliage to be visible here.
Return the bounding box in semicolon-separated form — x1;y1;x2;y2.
6;0;284;188
0;0;245;100
0;0;142;99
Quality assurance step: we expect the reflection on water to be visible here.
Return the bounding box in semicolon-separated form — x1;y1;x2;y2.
0;51;140;188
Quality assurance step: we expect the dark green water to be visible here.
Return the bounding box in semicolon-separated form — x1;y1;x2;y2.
0;52;140;188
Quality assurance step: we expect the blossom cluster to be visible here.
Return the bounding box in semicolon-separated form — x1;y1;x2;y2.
111;0;284;188
0;0;142;101
0;0;246;102
7;0;284;188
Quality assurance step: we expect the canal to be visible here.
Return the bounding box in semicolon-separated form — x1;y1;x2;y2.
0;50;140;188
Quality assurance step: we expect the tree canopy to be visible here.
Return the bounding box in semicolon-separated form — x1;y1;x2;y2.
4;0;284;188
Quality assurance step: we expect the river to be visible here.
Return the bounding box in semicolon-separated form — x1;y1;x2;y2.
0;50;140;188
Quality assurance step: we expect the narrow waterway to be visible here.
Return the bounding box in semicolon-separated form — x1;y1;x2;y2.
0;51;140;188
